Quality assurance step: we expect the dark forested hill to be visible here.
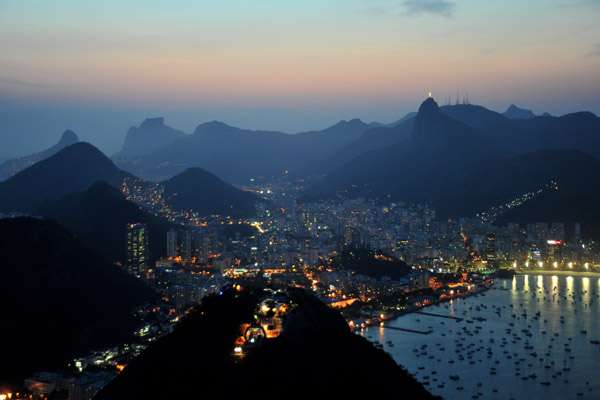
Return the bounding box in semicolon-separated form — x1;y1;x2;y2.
0;142;133;213
0;217;157;387
161;167;264;218
0;129;79;179
38;181;173;263
96;288;439;399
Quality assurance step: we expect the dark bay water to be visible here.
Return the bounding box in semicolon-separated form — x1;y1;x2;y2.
360;274;600;399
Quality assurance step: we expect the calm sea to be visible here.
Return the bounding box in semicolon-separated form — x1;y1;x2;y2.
360;274;600;399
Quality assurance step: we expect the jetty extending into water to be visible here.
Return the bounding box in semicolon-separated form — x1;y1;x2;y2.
382;326;433;334
414;311;464;322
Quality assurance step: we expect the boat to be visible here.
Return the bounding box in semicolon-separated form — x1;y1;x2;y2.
450;375;460;380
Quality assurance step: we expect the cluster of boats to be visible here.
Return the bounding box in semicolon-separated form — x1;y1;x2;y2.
363;276;600;399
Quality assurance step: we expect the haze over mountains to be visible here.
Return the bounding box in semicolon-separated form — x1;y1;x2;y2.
114;118;373;183
2;96;600;236
300;97;600;235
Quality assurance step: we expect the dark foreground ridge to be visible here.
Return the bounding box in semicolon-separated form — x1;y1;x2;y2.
38;180;173;264
0;217;158;387
97;288;440;399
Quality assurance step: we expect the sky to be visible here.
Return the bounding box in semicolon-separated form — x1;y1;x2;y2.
1;0;599;157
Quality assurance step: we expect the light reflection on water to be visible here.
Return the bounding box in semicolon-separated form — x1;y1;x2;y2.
360;275;600;400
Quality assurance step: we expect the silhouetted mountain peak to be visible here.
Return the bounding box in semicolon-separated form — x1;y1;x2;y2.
324;118;367;132
84;180;125;201
173;167;217;181
200;120;229;129
160;167;262;217
117;117;186;159
417;97;442;116
412;97;459;142
139;117;165;128
191;120;235;136
61;141;110;160
0;130;81;179
503;104;536;119
58;130;79;146
0;142;133;213
347;118;364;125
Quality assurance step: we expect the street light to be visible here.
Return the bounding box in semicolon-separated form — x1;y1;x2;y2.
554;261;558;268
569;262;573;269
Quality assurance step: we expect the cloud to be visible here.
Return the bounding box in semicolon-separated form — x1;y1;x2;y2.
586;43;600;57
402;0;455;18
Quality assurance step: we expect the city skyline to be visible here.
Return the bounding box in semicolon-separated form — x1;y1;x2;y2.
1;0;600;155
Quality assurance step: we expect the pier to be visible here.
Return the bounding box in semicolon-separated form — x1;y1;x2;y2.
382;325;433;334
414;311;463;322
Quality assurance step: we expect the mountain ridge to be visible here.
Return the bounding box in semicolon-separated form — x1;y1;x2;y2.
161;167;264;218
0;142;134;213
0;130;79;179
38;180;173;263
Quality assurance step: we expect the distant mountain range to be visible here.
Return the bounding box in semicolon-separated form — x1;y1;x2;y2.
4;97;600;237
368;111;417;128
300;97;600;236
113;118;373;183
108;100;598;188
0;217;157;386
0;129;79;180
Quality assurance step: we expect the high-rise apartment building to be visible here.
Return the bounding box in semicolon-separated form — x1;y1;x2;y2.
167;229;178;259
127;223;149;278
